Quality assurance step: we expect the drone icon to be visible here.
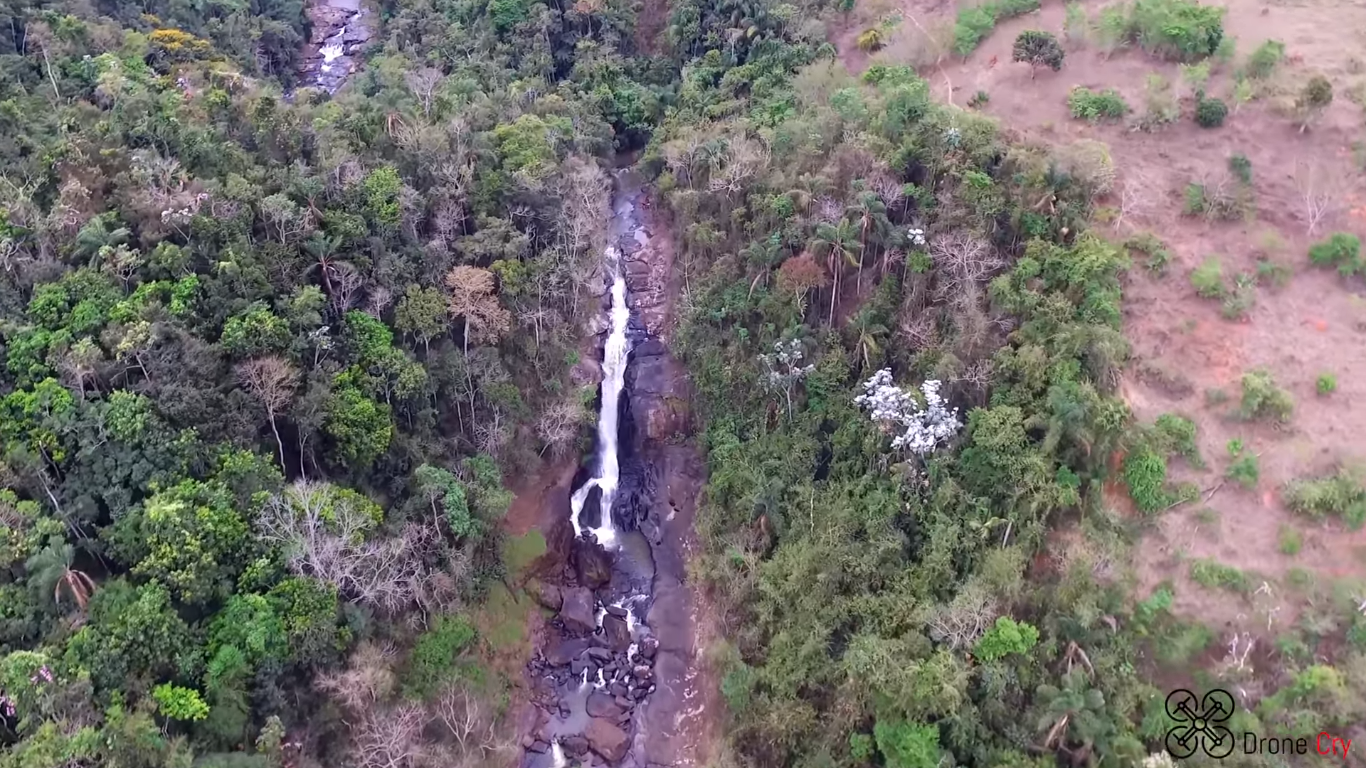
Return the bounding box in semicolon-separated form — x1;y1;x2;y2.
1165;689;1236;759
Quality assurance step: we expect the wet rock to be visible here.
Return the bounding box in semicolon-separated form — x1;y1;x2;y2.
605;604;628;618
522;735;536;748
633;665;653;681
571;355;603;387
609;681;629;697
563;734;589;758
586;647;612;662
573;538;613;591
630;687;648;700
530;580;562;611
586;690;626;718
585;311;610;336
528;740;550;754
614;695;633;709
640;636;658;659
547;637;590;666
586;718;631;762
603;614;632;652
571;657;589;677
559;587;596;636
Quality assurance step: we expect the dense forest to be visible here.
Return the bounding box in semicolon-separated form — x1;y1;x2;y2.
3;0;1365;764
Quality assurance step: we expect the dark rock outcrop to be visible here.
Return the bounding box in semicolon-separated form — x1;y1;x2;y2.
558;588;596;636
586;718;631;762
586;690;627;718
603;614;632;652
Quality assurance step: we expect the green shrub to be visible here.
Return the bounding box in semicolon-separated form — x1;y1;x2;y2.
1255;258;1292;288
1124;445;1170;512
1307;233;1362;277
969;90;990;108
1190;256;1225;298
974;616;1041;661
1220;273;1256;320
403;614;477;699
1238;369;1293;422
1316;373;1337;395
1246;39;1284;79
1194;95;1228;127
1225;439;1259;488
1295;74;1333;130
1013;30;1066;77
953;0;1041;56
1278;525;1302;555
1284;467;1366;528
1128;0;1225;61
1126;231;1172;273
1183;182;1209;216
1068;86;1130;121
1190;559;1249;592
152;684;211;721
1135;73;1179;131
1154;413;1202;465
1227;154;1252;184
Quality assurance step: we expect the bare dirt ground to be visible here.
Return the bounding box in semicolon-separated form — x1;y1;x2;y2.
835;0;1366;638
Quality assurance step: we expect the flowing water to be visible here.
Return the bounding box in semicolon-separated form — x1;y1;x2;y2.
568;248;633;550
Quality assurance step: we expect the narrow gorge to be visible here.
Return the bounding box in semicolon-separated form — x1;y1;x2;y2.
519;174;708;768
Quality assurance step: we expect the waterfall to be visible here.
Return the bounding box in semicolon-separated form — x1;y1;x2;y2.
569;246;632;550
551;740;568;768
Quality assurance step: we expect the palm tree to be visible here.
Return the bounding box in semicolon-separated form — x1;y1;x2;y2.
811;219;862;325
846;191;891;294
26;543;96;610
849;308;888;372
304;232;345;298
1035;670;1111;765
740;233;784;298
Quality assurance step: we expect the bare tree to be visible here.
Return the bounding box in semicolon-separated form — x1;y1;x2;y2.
404;68;444;120
330;261;365;316
1293;160;1343;236
920;583;998;650
257;482;445;613
236;357;299;474
931;232;1007;304
353;705;427;768
536;396;584;457
316;642;398;711
1111;168;1157;231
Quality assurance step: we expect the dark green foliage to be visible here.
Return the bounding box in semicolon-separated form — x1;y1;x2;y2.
404;614;478;700
954;0;1042;55
1238;369;1294;422
1068;87;1130;121
1308;233;1363;277
1284;467;1366;528
1194;94;1228;127
1123;446;1170;512
1127;0;1226;60
975;617;1041;661
1012;31;1066;76
1246;40;1285;79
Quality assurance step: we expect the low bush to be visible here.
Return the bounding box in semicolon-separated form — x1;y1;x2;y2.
1245;39;1284;79
1190;256;1225;297
1123;445;1170;513
1128;0;1225;61
1284;466;1366;528
1190;559;1250;592
1068;86;1130;121
1125;231;1172;273
1194;94;1228;127
403;614;477;699
954;0;1041;55
1307;232;1362;277
1316;373;1336;396
1221;273;1256;320
1225;439;1259;488
1238;369;1293;422
1296;75;1333;131
1278;525;1302;555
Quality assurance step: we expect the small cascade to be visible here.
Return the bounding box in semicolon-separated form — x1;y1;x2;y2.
551;741;568;768
569;246;633;550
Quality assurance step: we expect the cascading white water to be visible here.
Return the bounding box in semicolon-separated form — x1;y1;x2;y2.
551;740;568;768
318;28;346;77
569;246;632;550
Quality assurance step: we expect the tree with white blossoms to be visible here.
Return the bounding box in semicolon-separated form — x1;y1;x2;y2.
758;339;815;420
854;369;962;456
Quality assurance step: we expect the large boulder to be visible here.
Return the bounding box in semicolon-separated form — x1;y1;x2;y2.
546;637;590;666
573;538;613;590
530;580;562;611
603;614;632;653
586;717;631;762
558;588;596;636
586;690;626;718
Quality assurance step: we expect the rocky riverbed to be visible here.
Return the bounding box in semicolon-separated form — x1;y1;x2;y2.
517;173;706;768
301;0;372;92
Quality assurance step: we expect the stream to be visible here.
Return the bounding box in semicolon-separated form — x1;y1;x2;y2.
521;173;702;768
301;0;371;92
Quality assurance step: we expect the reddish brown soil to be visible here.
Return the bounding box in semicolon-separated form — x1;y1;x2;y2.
835;0;1366;638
